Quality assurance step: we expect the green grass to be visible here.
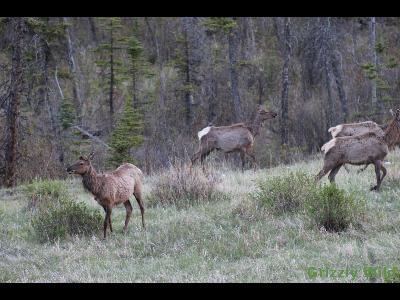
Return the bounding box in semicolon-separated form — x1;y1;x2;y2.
1;151;400;282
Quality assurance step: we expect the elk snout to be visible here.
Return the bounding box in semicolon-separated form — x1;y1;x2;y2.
272;112;278;118
66;166;75;174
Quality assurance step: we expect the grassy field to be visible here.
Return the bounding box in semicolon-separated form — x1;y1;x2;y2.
1;152;400;283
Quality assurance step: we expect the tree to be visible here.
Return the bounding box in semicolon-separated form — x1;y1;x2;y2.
108;97;144;168
203;17;242;122
370;17;378;107
94;17;127;126
275;17;292;146
63;17;84;125
227;17;243;122
5;17;24;187
126;33;153;109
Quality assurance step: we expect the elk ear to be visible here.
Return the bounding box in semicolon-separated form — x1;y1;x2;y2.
390;109;395;116
88;151;95;161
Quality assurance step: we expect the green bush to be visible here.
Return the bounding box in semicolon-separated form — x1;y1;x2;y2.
305;183;365;232
252;171;315;215
31;197;103;243
24;179;68;210
148;162;227;208
25;179;102;243
384;268;400;283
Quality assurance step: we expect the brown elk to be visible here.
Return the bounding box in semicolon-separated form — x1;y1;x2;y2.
328;121;384;138
66;152;145;238
191;105;277;171
316;108;400;191
328;120;385;173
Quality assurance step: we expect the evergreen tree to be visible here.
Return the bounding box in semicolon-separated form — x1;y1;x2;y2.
94;17;127;125
108;97;143;167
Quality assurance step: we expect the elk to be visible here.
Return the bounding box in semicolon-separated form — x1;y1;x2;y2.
191;105;277;171
328;121;384;138
328;120;385;173
316;108;400;191
66;152;145;239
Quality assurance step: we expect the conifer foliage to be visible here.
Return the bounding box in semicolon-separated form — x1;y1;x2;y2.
108;97;143;167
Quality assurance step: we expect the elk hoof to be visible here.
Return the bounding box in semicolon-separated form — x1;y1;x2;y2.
370;185;379;191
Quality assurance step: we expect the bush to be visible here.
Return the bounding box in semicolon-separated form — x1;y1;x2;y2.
25;179;102;243
252;171;315;215
305;183;365;232
31;197;103;243
24;179;68;210
384;268;400;283
148;162;227;208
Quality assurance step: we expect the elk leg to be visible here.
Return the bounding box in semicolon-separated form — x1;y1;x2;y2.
109;212;113;233
245;147;257;172
328;164;343;183
134;189;145;230
380;164;387;183
200;149;213;172
371;161;382;191
240;150;246;172
123;200;133;232
190;149;202;170
103;206;112;239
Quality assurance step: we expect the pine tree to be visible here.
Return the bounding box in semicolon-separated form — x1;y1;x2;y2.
108;97;143;168
94;17;127;125
127;35;145;108
60;96;76;129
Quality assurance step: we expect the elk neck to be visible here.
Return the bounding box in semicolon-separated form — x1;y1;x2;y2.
82;164;100;196
249;111;263;137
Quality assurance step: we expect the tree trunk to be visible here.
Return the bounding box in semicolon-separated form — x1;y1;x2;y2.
109;23;115;124
330;52;348;123
39;30;64;164
370;17;378;106
228;17;242;122
63;17;83;125
5;17;24;187
87;17;98;45
182;18;194;132
324;57;334;139
324;18;347;123
280;17;291;146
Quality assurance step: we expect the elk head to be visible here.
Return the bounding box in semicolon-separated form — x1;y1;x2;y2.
390;108;400;124
66;152;95;175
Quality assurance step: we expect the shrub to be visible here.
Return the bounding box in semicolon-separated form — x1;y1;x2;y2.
305;183;365;232
24;179;68;210
252;171;315;215
148;162;227;208
384;268;400;283
31;197;103;243
25;179;102;243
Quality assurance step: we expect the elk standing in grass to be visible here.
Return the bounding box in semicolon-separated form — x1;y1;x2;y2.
191;105;277;171
316;108;400;191
66;152;145;238
328;120;385;173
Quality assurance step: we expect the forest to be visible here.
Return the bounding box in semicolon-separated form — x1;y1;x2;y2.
1;17;399;186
